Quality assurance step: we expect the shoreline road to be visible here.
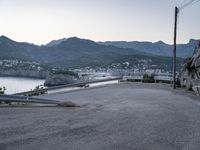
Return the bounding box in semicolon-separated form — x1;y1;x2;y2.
0;83;200;150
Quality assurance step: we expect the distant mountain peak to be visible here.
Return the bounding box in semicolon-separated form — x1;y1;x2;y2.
66;37;83;43
67;37;79;40
0;35;12;41
189;39;199;45
66;37;94;43
0;35;17;45
46;38;67;47
154;40;166;45
46;37;95;47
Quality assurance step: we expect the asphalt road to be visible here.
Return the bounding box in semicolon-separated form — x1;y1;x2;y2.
0;83;200;150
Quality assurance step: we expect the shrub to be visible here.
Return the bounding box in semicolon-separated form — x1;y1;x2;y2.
50;70;79;78
0;86;6;95
143;74;155;83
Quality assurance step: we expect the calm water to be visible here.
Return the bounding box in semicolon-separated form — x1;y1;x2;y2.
0;77;45;94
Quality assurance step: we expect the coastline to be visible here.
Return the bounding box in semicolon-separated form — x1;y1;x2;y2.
0;76;45;94
0;70;47;79
0;74;45;79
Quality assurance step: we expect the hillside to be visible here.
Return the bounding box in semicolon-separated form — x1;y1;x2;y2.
0;36;184;70
99;39;199;58
0;36;149;68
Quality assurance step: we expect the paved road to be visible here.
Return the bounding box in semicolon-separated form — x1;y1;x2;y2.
0;83;200;150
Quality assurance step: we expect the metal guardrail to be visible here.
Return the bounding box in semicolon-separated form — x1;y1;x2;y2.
0;78;121;105
0;95;60;104
13;77;122;96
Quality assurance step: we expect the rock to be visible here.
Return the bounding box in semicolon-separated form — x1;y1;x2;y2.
180;41;200;95
192;86;200;96
58;101;80;107
44;73;79;87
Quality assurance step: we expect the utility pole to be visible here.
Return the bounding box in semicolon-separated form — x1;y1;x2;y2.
173;6;179;89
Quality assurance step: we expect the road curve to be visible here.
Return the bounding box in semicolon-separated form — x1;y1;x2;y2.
0;83;200;150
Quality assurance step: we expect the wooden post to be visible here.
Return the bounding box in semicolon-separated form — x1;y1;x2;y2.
173;6;179;89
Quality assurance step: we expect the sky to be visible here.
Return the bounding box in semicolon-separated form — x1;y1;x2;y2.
0;0;199;45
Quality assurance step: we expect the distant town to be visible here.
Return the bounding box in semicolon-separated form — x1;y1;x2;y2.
0;59;177;84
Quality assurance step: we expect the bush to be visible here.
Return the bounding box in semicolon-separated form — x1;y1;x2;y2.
0;86;6;95
50;70;79;78
143;74;155;83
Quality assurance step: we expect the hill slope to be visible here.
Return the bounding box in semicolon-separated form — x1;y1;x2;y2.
0;36;151;68
99;39;199;58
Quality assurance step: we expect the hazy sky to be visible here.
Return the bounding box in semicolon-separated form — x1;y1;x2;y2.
0;0;199;45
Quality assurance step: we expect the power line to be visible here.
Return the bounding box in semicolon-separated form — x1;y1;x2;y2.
171;0;200;89
179;0;188;7
179;0;200;10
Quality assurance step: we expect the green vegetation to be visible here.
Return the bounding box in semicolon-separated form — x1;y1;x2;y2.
112;54;184;71
0;86;6;95
143;74;155;83
0;36;186;70
50;69;79;78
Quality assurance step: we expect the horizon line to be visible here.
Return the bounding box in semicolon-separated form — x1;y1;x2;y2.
0;35;199;46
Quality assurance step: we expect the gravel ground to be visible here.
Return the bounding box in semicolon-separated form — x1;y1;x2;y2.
0;82;200;150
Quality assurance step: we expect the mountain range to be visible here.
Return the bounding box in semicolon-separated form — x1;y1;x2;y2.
98;39;199;58
0;36;145;68
46;37;199;58
0;35;198;69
